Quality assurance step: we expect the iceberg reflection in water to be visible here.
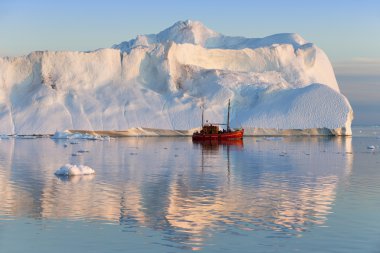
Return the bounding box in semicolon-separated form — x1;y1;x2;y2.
0;135;367;252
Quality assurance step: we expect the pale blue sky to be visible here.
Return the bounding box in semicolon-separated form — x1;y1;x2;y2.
1;0;379;125
1;0;379;61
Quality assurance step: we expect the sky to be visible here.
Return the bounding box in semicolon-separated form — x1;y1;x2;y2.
0;0;379;125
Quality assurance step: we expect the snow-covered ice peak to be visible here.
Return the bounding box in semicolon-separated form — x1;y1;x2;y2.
113;19;220;52
157;20;220;46
113;20;309;52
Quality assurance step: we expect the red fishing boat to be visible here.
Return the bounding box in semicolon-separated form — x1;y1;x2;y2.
192;99;244;141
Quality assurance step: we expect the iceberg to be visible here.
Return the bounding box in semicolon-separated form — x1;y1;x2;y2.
54;164;95;176
51;130;110;140
0;20;353;135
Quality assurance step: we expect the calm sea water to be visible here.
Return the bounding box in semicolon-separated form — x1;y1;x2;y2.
0;127;380;252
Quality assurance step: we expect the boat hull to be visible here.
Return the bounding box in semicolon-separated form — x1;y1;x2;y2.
192;129;244;141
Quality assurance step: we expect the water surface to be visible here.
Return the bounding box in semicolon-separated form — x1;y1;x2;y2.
0;131;379;252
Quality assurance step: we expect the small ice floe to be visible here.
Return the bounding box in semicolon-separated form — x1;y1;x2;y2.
51;131;70;139
0;134;10;140
101;136;111;141
54;164;95;176
51;130;111;141
16;135;37;139
367;145;376;150
77;150;90;153
264;137;284;141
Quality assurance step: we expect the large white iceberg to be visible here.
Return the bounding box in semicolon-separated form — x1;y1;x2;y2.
0;20;353;135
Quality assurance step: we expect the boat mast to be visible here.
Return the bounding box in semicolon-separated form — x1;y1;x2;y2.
227;99;231;131
201;105;204;127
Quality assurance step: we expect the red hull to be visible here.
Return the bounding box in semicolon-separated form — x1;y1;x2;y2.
192;129;244;141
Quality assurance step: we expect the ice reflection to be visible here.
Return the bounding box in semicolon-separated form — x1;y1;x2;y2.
0;136;352;250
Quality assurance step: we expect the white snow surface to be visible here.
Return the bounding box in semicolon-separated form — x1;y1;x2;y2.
54;164;95;176
0;20;353;135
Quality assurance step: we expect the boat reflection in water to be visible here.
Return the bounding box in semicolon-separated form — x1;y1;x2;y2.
193;138;243;178
192;138;244;149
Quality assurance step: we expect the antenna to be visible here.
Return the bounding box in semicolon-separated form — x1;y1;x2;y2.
227;99;231;131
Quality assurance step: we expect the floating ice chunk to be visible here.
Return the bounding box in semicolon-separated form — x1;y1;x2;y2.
367;145;376;150
264;137;284;141
0;135;10;139
77;150;90;153
51;131;110;141
55;164;95;176
102;136;111;141
51;131;72;139
16;135;37;139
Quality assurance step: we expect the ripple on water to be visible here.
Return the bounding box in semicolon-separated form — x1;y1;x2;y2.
0;136;379;252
